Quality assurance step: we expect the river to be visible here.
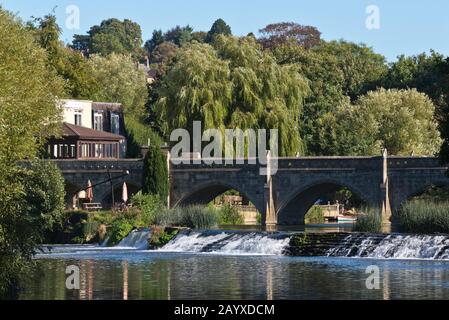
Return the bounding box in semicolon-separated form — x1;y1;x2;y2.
19;228;449;300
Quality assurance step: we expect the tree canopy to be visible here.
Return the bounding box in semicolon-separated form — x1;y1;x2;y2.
313;40;387;100
258;22;321;49
0;8;65;298
73;18;143;58
324;89;442;156
206;18;232;43
154;35;310;156
87;53;148;118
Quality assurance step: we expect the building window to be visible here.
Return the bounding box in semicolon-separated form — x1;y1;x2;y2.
94;112;103;131
74;112;82;126
111;113;120;135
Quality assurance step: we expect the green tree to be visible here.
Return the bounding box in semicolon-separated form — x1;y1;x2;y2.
142;144;168;203
313;40;388;100
206;18;232;43
0;8;65;298
164;25;193;47
88;53;148;118
155;35;310;156
331;89;441;156
271;43;348;155
29;14;98;99
87;53;162;156
144;29;164;54
73;18;143;58
383;51;448;116
22;161;66;242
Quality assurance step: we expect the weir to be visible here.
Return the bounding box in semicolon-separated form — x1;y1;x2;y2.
157;230;449;259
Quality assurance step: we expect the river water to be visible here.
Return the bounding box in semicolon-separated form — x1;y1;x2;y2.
19;229;449;300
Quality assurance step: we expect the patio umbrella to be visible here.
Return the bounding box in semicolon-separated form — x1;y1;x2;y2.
86;180;94;202
122;182;128;203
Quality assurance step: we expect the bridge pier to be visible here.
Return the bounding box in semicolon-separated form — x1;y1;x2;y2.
380;149;392;224
264;151;277;226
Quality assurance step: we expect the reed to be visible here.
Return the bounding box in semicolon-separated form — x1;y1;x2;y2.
354;207;382;233
398;200;449;234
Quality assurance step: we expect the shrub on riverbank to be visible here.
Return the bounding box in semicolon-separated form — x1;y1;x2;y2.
107;218;136;246
218;204;244;225
354;208;382;233
305;206;325;224
398;200;449;234
149;227;180;248
131;193;165;225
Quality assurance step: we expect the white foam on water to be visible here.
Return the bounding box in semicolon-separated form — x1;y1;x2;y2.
367;235;449;259
160;231;290;255
115;229;152;250
327;234;449;260
160;232;230;253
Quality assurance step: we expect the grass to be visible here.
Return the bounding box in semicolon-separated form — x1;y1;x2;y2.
397;200;449;234
354;207;382;233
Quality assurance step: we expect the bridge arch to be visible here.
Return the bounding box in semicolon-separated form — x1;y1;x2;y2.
276;180;374;225
392;181;449;211
173;180;265;215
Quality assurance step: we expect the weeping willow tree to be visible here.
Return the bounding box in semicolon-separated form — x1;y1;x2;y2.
155;35;310;156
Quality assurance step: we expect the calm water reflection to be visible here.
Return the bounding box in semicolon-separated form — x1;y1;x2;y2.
20;249;449;300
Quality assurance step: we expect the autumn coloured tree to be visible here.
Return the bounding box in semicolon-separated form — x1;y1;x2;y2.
258;22;321;49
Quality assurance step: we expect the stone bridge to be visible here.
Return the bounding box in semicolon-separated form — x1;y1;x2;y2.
52;159;144;208
169;155;449;226
53;155;449;225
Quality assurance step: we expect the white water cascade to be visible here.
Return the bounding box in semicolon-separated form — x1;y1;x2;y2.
115;228;152;250
326;234;449;260
161;231;291;255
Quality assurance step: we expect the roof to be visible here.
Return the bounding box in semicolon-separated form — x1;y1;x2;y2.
62;122;125;141
92;102;123;112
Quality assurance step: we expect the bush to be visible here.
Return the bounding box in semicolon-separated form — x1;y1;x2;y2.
107;218;136;246
354;207;382;233
398;200;449;234
305;206;325;224
131;193;165;225
22;160;66;240
161;205;219;229
149;227;179;248
218;204;244;225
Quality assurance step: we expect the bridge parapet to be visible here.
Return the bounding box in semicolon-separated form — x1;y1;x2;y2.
388;157;444;169
276;157;382;170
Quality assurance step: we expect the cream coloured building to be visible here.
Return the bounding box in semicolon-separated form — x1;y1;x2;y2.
59;99;93;129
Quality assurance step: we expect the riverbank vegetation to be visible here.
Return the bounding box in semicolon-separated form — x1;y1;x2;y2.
398;200;449;234
397;187;449;234
354;208;383;233
305;206;325;224
54;194;248;246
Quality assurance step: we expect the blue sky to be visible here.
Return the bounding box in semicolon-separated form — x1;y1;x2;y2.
1;0;448;61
